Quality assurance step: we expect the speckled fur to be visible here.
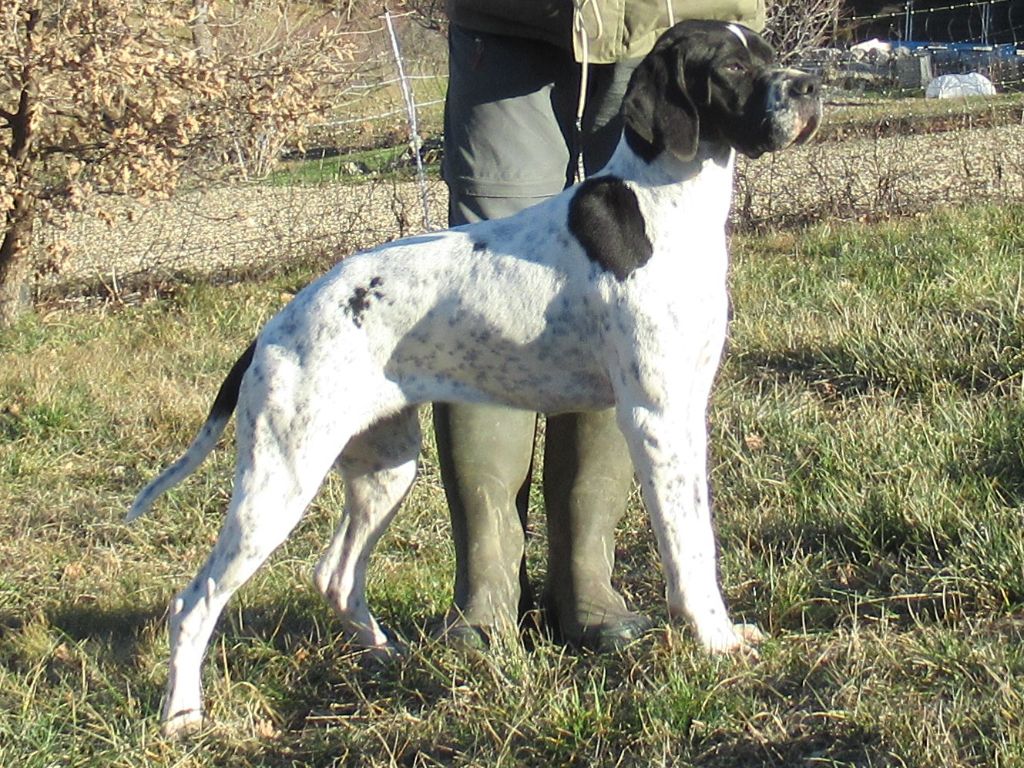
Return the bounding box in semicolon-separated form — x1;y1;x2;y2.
127;21;821;737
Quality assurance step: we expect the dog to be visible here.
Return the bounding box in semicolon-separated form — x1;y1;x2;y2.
128;20;821;736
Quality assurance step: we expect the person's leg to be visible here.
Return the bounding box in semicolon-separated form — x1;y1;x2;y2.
579;59;640;175
542;410;650;650
436;26;574;646
442;26;575;205
433;403;536;645
542;59;652;651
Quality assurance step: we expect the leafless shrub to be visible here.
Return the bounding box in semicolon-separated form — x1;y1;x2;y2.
763;0;844;62
0;0;358;325
189;5;360;180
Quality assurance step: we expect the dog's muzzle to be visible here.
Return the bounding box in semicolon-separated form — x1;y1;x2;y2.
758;69;822;155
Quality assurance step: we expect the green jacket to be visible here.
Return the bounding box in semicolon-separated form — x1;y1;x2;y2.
446;0;766;64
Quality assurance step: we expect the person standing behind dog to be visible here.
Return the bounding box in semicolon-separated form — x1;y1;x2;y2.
435;0;766;651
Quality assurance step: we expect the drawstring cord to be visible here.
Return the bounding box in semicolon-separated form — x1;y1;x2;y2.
571;0;677;183
572;0;601;182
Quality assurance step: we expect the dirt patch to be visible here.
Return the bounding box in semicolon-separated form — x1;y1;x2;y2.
35;178;449;288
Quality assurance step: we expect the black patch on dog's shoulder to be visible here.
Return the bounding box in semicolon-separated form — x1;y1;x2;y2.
345;278;385;328
472;240;488;253
568;177;653;281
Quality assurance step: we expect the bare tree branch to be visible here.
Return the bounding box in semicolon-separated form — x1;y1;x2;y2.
764;0;844;63
0;0;361;325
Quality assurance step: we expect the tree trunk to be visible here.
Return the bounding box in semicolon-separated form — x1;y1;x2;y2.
191;0;215;59
0;9;39;328
0;190;35;327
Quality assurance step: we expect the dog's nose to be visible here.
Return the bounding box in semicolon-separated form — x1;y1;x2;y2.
788;73;819;99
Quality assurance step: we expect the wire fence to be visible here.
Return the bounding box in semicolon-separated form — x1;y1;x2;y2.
845;0;1020;46
29;9;1024;302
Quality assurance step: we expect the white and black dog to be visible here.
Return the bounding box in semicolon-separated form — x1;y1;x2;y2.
129;20;820;736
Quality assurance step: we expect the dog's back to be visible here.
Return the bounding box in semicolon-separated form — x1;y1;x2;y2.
257;193;615;414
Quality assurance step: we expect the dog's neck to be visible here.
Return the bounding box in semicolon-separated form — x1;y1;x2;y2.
600;137;735;189
596;137;737;229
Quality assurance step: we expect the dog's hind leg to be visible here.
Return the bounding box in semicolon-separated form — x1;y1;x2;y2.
313;407;420;653
161;396;349;738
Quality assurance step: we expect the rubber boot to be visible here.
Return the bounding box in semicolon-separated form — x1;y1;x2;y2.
433;402;537;648
543;409;652;651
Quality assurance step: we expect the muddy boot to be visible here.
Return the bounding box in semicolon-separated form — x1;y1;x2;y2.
542;409;652;652
433;402;537;649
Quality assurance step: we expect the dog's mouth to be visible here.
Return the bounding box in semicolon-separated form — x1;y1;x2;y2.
790;104;822;146
737;70;822;158
741;98;821;158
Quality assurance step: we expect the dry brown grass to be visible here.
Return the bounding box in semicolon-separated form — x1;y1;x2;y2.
3;203;1024;765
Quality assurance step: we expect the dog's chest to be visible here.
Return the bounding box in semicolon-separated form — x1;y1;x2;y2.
631;171;733;291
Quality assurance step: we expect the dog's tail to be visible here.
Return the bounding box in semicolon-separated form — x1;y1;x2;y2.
125;341;256;523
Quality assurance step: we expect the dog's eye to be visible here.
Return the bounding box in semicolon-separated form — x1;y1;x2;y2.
724;62;747;74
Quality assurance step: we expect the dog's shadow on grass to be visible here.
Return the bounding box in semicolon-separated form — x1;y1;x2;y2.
951;405;1024;509
700;709;883;767
32;589;891;765
732;346;884;398
45;602;166;662
32;595;473;760
47;595;474;718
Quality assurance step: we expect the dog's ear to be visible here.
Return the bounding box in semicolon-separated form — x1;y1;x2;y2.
622;42;699;162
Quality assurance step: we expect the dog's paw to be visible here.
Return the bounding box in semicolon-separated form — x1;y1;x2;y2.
728;622;764;660
732;622;765;645
161;709;205;740
700;621;764;659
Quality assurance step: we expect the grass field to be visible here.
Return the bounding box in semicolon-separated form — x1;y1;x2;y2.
2;203;1024;766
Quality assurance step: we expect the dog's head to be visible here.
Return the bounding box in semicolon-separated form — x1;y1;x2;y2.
623;20;821;162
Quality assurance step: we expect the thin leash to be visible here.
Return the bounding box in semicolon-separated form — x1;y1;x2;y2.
571;0;677;184
572;0;601;183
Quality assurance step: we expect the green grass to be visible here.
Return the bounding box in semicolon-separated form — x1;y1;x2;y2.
267;144;442;186
2;204;1024;765
825;91;1021;124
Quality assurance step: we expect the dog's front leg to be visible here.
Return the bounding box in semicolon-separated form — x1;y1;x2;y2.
616;401;760;654
604;282;761;652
